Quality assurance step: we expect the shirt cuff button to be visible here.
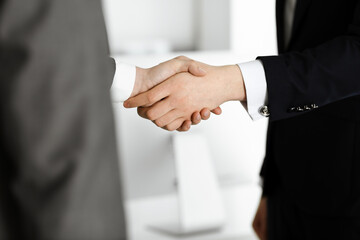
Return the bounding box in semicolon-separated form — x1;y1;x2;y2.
258;106;270;117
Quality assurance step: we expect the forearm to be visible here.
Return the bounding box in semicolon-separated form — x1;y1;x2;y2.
258;0;360;122
259;35;360;121
219;64;246;102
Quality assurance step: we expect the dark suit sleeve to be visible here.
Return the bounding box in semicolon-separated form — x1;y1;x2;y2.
0;1;126;239
258;0;360;121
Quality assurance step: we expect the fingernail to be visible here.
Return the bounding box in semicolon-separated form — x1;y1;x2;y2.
123;102;129;108
204;111;209;117
198;67;206;74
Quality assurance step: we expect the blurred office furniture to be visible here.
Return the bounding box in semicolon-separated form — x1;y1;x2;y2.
112;51;268;199
126;184;261;240
112;51;268;239
104;0;273;54
102;0;234;53
105;0;276;239
150;134;225;236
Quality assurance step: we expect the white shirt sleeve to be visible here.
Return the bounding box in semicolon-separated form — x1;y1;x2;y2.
110;60;136;102
238;60;268;121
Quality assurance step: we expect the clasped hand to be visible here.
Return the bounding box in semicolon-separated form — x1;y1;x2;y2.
124;56;245;132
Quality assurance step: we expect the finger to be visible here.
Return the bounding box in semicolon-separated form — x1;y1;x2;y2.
211;107;222;115
137;107;151;119
191;112;201;125
163;118;186;132
154;109;183;128
188;62;206;77
177;120;191;132
200;108;211;120
152;56;206;83
137;98;173;121
173;56;206;77
124;82;170;108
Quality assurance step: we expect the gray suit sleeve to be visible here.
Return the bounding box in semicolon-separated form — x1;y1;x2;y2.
0;1;126;239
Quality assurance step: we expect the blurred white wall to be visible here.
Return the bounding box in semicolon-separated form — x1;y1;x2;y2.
231;0;277;57
102;0;195;53
195;0;231;50
104;0;277;199
102;0;231;54
113;52;268;200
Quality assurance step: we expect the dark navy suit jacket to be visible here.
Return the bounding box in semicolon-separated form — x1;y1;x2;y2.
259;0;360;217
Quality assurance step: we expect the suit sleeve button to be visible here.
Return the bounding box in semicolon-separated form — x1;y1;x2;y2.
311;104;319;109
304;105;311;110
288;107;296;112
296;106;304;112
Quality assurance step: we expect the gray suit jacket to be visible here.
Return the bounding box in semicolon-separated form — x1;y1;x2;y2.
0;0;126;239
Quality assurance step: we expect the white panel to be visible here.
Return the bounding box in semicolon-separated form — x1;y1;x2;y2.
174;134;224;232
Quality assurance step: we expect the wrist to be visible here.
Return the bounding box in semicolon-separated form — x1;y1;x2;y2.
131;67;147;97
223;65;246;102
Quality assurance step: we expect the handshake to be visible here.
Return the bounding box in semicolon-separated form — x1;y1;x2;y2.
123;56;246;131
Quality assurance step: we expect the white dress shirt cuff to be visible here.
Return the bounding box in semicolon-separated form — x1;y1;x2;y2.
238;60;268;121
111;61;136;102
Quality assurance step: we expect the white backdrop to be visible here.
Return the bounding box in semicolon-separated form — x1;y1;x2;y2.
104;0;277;199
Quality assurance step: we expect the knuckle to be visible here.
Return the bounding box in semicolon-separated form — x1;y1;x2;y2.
176;96;185;105
168;127;176;132
137;108;145;117
175;55;187;60
154;119;164;128
146;92;157;103
146;110;155;120
137;107;142;114
169;98;176;108
164;125;173;131
146;95;153;103
192;118;199;124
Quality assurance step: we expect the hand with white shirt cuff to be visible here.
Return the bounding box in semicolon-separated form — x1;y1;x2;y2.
112;56;222;131
123;57;269;131
123;59;246;131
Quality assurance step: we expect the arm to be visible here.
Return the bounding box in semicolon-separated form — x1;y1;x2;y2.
0;1;126;238
112;56;222;131
125;0;360;127
124;62;246;131
259;0;360;121
111;56;208;102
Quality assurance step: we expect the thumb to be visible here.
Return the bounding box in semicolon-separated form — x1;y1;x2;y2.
188;63;207;77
